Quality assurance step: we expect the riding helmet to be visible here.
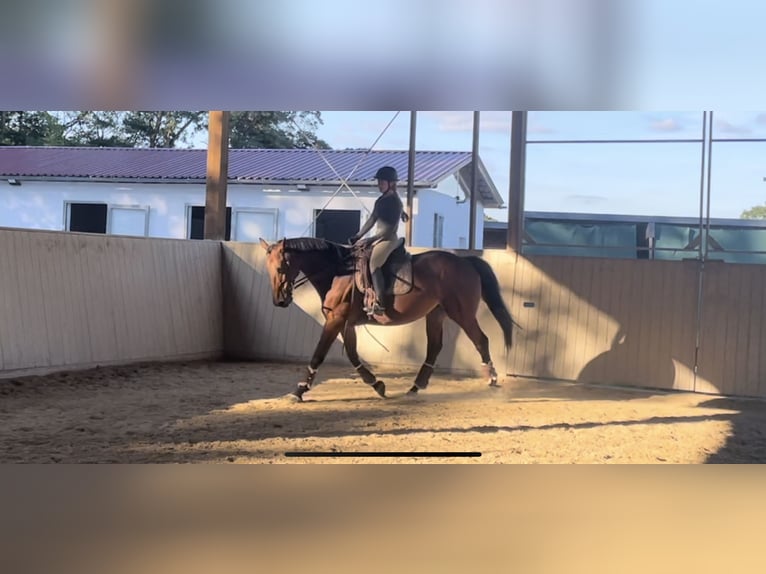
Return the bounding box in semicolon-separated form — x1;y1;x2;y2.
374;166;398;182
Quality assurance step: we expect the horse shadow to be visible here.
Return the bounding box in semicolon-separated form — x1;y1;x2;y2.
577;328;677;391
700;397;766;463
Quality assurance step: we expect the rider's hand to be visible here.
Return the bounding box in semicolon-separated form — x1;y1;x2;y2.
348;235;359;245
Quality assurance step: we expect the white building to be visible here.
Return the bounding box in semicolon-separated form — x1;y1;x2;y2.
0;147;504;249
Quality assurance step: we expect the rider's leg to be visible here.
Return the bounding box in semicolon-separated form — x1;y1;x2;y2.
370;268;386;313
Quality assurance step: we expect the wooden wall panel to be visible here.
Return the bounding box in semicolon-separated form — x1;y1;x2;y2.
6;226;766;397
219;243;766;399
514;256;699;392
0;228;222;378
221;244;711;394
697;261;766;397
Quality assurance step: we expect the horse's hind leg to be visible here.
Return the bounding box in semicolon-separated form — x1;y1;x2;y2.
343;322;386;398
408;306;446;394
442;299;499;387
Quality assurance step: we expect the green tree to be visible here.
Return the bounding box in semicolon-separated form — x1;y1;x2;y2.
228;111;330;149
0;112;68;146
741;204;766;219
59;111;132;147
122;111;206;148
4;111;331;150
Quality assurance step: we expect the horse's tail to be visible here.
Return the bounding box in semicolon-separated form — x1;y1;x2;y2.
465;256;518;350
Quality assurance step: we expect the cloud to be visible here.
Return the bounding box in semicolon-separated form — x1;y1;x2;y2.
649;118;683;132
425;111;511;133
715;119;751;135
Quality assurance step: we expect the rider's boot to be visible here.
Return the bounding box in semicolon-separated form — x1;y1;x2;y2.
369;268;387;315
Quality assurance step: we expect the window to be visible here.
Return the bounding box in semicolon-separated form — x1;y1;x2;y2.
314;209;360;244
108;206;149;237
67;202;108;234
231;208;278;242
66;202;149;236
433;213;444;247
188;206;232;240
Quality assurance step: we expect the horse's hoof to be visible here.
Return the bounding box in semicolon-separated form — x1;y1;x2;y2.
372;380;386;398
285;392;303;403
407;385;419;395
488;381;500;389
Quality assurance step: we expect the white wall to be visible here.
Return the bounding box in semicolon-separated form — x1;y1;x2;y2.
0;180;485;246
413;188;485;249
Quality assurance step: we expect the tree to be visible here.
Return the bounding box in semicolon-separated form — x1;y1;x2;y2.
122;111;206;148
56;111;204;148
228;111;330;149
4;110;331;150
741;204;766;219
59;111;132;147
0;112;68;146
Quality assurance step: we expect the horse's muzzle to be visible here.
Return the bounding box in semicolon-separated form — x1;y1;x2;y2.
274;294;292;307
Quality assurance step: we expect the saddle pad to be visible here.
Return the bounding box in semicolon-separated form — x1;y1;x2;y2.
388;258;414;296
354;257;414;296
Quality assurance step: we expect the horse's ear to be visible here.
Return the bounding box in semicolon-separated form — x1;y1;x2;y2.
259;238;270;252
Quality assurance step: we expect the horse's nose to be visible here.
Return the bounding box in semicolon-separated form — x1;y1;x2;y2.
273;292;289;307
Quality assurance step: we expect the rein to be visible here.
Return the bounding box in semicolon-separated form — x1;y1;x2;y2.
293;273;312;290
279;239;354;294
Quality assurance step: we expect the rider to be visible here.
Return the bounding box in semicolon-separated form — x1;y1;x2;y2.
349;166;409;315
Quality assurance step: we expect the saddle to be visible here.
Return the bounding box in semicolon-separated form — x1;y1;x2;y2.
353;238;414;309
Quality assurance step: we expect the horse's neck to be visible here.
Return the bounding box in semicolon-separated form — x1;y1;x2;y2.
294;249;338;297
294;248;331;273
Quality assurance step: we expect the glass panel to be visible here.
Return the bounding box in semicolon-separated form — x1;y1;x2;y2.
527;111;704;141
109;207;147;237
524;218;639;259
709;141;766;219
525;142;703;218
234;210;277;242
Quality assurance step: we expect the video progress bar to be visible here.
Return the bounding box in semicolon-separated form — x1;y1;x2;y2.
284;451;481;458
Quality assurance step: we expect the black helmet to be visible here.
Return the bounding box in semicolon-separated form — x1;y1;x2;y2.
374;166;398;181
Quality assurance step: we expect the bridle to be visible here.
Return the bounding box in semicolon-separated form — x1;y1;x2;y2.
270;240;311;299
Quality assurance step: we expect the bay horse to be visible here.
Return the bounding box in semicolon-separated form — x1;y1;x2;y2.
259;237;516;401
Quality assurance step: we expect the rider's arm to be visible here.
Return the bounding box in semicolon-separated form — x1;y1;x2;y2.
354;204;379;240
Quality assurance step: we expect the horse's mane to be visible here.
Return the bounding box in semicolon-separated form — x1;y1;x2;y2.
283;237;338;253
283;237;353;270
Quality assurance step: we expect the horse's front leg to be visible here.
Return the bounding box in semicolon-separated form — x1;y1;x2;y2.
343;322;386;398
289;317;345;402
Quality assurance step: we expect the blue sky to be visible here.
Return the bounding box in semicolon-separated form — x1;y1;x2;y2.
314;111;766;222
315;111;513;220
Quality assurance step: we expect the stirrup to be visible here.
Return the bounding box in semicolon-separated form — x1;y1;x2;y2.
365;301;385;315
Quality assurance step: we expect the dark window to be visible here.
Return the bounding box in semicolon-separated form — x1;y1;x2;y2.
68;203;107;234
314;209;360;244
433;213;444;247
636;222;650;259
190;206;232;240
483;227;508;249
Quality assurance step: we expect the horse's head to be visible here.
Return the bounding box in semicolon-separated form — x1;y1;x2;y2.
260;238;298;307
